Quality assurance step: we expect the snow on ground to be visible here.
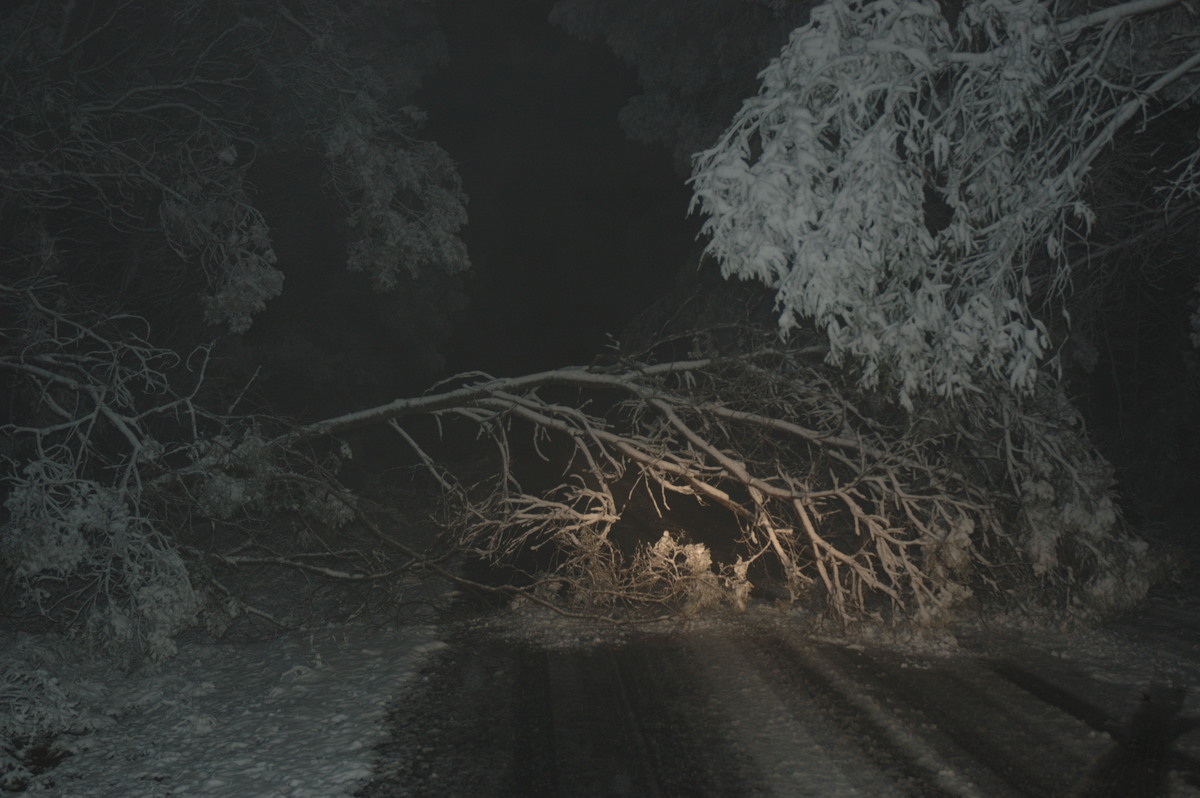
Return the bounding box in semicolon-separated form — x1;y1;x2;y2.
4;581;1200;797
1;623;444;797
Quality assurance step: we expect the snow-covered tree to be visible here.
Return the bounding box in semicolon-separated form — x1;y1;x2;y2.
521;0;1187;623
0;278;384;658
690;0;1200;409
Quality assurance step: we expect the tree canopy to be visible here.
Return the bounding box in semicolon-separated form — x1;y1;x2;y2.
689;0;1200;409
0;0;468;337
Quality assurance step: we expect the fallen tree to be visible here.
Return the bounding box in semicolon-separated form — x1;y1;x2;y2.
1;278;1153;661
288;330;1151;626
0;279;412;657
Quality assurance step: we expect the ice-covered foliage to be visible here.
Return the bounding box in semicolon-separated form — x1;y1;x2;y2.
995;385;1150;616
0;640;82;791
0;665;77;757
0;286;203;659
154;151;284;335
184;430;356;530
690;0;1200;409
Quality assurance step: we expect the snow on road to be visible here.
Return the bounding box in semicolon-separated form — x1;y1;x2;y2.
360;604;1200;797
5;593;1200;797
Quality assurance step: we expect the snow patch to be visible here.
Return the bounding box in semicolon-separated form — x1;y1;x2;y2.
1;624;440;796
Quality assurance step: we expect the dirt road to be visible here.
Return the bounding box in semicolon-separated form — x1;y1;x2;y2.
358;609;1200;797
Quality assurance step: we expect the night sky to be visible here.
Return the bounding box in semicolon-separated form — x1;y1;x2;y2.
418;0;700;377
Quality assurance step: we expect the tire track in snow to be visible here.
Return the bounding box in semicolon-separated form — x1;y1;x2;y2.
739;631;1107;797
359;620;1126;797
359;627;769;796
529;644;666;796
680;631;924;797
606;636;772;795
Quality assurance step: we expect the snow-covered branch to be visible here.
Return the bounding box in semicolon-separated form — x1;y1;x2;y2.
1055;0;1185;41
690;0;1200;409
291;346;1144;624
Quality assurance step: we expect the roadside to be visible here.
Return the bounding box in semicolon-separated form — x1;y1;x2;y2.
0;623;444;797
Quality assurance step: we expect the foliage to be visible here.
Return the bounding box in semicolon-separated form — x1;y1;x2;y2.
689;0;1200;409
0;0;468;336
0;0;1182;668
3;474;200;659
0;0;470;655
326;101;470;291
0;273;1145;656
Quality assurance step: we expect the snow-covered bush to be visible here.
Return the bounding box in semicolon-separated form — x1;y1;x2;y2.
975;389;1149;620
0;283;207;658
1001;388;1151;615
0;634;118;792
2;463;201;660
0;282;369;658
0;667;77;754
633;532;749;612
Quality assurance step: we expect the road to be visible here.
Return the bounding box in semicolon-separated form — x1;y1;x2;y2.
357;609;1200;797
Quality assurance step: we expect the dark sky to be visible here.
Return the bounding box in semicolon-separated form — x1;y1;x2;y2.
418;0;699;377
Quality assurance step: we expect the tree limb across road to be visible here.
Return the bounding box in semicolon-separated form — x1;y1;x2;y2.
286;341;1149;625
